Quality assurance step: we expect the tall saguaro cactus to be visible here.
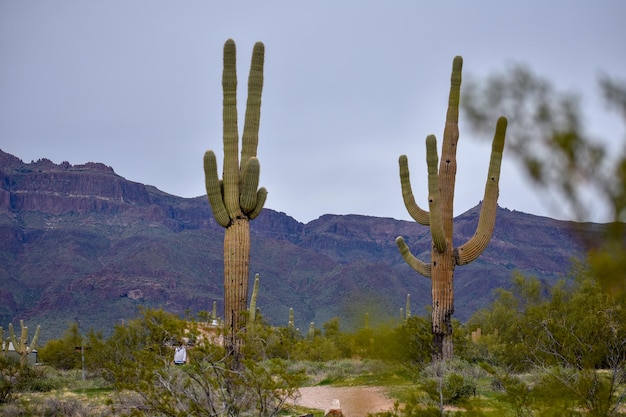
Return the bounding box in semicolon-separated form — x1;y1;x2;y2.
396;56;507;360
204;39;267;360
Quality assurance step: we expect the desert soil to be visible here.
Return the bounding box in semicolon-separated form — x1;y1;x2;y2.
290;385;397;417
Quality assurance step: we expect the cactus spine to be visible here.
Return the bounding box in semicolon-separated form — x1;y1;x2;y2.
204;39;267;361
8;320;41;366
396;56;507;360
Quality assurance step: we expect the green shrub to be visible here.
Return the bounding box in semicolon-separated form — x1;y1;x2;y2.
38;322;84;370
0;356;38;403
443;372;476;404
419;359;480;409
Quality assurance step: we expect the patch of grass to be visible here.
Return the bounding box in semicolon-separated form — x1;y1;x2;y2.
345;369;411;386
71;387;114;397
290;359;413;387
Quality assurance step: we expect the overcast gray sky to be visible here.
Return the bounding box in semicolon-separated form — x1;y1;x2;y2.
1;1;624;224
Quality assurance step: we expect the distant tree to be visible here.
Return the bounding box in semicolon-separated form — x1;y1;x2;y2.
38;322;82;370
391;315;433;367
93;308;183;386
470;268;626;415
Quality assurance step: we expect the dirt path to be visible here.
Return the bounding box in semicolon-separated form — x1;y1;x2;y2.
290;386;397;417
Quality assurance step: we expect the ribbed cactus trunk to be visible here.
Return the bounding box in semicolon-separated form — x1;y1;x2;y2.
396;56;507;361
431;245;455;360
204;39;267;363
223;219;251;356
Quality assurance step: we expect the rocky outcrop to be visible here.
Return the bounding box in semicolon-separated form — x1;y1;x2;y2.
1;151;152;215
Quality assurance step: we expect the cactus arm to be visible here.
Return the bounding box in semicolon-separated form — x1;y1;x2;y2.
399;155;430;225
204;151;231;227
30;325;41;353
241;42;264;169
8;323;17;350
248;187;267;220
425;135;447;253
439;56;463;238
240;157;260;213
456;117;507;265
222;39;242;219
206;40;267;225
395;236;432;278
20;324;28;351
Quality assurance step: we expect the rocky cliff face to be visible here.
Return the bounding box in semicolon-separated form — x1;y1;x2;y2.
0;149;594;340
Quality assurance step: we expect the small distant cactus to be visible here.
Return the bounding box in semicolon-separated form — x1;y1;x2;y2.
288;308;295;331
405;294;411;320
211;301;218;322
308;322;315;339
9;320;41;366
0;326;6;356
249;273;260;322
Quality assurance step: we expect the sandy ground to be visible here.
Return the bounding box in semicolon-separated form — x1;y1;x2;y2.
289;385;397;417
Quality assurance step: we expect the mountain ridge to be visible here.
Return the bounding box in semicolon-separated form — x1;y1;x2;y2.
0;149;595;340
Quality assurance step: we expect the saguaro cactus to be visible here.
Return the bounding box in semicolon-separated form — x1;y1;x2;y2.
8;320;41;366
211;300;218;322
396;56;507;360
0;326;6;356
405;293;412;320
249;273;260;322
288;308;295;331
204;39;267;360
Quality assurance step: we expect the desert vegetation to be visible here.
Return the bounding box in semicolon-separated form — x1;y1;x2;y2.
2;262;626;416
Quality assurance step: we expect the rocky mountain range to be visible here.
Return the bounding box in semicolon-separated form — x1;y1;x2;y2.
0;149;601;341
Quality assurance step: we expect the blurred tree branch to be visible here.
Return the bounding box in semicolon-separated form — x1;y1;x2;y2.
462;65;626;298
462;65;626;225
